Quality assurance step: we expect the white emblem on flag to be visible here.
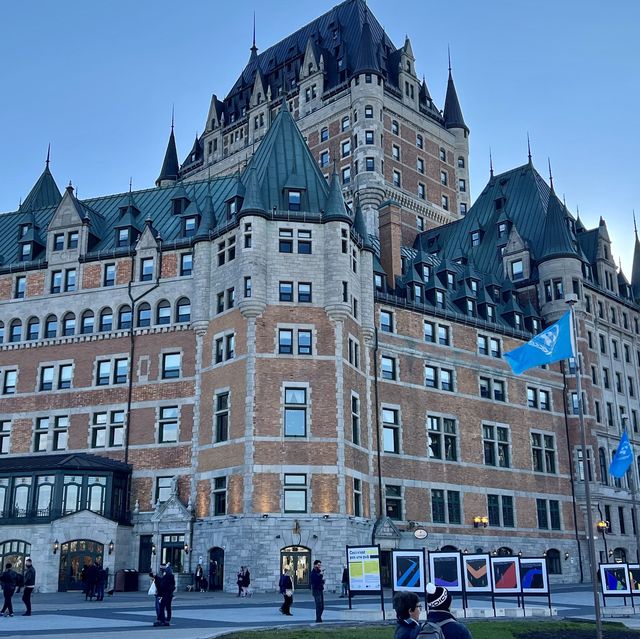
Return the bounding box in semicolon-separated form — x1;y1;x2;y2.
530;325;559;356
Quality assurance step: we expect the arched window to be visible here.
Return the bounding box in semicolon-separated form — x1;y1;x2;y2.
88;476;106;515
36;476;54;516
118;305;132;330
9;319;22;343
99;308;113;332
157;300;171;325
545;548;561;574
496;546;513;556
137;303;151;327
45;315;57;338
599;448;608;486
27;317;40;341
176;298;191;323
81;311;94;335
62;313;76;337
0;540;31;576
62;475;82;514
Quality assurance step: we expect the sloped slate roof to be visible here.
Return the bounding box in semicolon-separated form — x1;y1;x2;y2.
443;70;468;132
157;128;180;184
0;452;130;474
21;165;62;212
538;192;579;262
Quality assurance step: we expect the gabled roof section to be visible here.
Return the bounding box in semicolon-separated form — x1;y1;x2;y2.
443;69;468;133
242;103;329;213
22;162;62;211
156;126;180;186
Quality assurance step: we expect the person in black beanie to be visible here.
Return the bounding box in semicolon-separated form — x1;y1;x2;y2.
426;583;472;639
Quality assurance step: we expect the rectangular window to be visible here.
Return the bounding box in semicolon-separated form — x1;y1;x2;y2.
278;329;293;354
392;170;401;188
279;281;293;302
162;353;181;379
2;370;16;395
156;477;172;504
353;478;362;517
215;392;229;442
159;406;178;443
440;369;453;391
428;415;457;461
54;233;64;251
381;356;397;381
385;484;402;520
432;489;445;523
40;365;55;391
382;407;399;453
438;325;450;346
51;270;62;294
298;282;312;303
365;157;375;171
284;474;307;513
53;415;69;451
284;387;307;437
0;421;10;454
536;498;549;529
351;395;360;445
58;364;72;390
424;321;435;343
418;183;426;200
380;310;394;333
140;257;154;281
213;477;227;516
14;276;26;299
244;276;252;298
425;366;437;388
34;417;49;452
298;330;312;355
104;264;116;287
483;424;510;468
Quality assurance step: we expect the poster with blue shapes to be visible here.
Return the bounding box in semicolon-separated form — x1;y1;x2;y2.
519;558;549;594
392;550;426;593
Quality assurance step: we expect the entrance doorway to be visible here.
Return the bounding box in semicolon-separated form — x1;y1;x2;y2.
208;547;224;591
280;546;311;589
58;540;104;592
380;549;392;588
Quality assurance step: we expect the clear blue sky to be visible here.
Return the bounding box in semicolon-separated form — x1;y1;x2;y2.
1;0;638;272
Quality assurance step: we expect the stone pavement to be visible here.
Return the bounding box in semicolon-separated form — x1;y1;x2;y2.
0;584;638;639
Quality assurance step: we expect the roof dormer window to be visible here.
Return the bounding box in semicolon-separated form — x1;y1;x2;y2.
19;224;29;238
20;243;31;261
288;190;302;212
497;222;508;238
471;230;481;247
116;228;130;248
495;197;506;211
183;216;198;237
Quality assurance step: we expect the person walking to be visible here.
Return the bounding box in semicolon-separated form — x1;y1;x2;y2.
426;583;473;639
94;561;106;601
195;563;204;592
392;591;423;639
84;562;98;601
236;567;244;597
340;565;349;597
0;562;18;617
154;563;175;627
310;559;325;623
21;558;36;616
241;566;251;597
278;568;293;616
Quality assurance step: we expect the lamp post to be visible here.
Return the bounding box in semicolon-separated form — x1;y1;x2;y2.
567;296;603;639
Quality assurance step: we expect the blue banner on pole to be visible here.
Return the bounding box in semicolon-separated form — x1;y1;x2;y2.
609;431;634;478
504;311;575;375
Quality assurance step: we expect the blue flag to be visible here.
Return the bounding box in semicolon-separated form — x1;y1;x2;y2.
504;311;575;375
609;431;634;478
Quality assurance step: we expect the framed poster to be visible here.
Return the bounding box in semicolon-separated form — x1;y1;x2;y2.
347;545;381;592
490;557;521;594
462;554;492;593
629;564;640;594
392;550;426;593
519;558;549;594
428;552;462;593
599;563;631;595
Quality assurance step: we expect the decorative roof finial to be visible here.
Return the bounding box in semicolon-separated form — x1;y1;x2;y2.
489;148;494;178
171;105;175;132
46;143;51;169
527;133;532;163
250;11;258;57
129;177;133;193
548;157;554;191
634;210;638;238
447;45;451;72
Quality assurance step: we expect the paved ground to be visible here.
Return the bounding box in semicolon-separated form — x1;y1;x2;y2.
0;584;638;639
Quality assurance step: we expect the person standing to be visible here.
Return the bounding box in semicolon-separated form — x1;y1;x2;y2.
0;562;18;617
340;565;349;598
236;567;244;597
195;563;204;592
94;561;106;601
22;558;36;616
241;566;251;597
208;559;217;592
278;568;293;616
154;563;175;627
84;562;98;601
310;559;325;623
426;583;473;639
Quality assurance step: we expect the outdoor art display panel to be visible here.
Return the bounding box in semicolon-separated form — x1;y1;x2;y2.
428;552;462;593
629;564;640;594
462;554;492;593
599;563;631;595
347;545;381;592
519;558;549;594
490;557;521;594
392;550;426;593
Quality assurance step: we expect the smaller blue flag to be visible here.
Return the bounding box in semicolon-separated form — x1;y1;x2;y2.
504;311;575;375
609;431;634;478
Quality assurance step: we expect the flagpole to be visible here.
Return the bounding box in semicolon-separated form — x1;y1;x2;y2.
622;418;640;562
567;297;603;639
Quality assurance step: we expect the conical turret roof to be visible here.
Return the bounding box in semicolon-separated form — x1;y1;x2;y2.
353;200;374;252
352;9;383;77
22;162;62;211
443;70;468;133
538;192;579;263
156;127;180;186
323;166;350;223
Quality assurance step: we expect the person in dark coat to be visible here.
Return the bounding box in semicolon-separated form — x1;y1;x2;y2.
426;583;472;639
278;568;293;615
236;567;244;596
21;558;36;616
94;561;107;601
392;591;423;639
83;562;98;600
309;559;325;623
0;562;19;617
340;565;349;597
154;563;175;627
241;566;251;596
208;560;217;592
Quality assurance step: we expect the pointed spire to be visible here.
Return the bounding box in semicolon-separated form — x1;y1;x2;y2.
21;155;62;211
249;12;258;61
634;210;638;238
448;45;451;72
443;57;468;133
156;116;180;187
352;5;383;78
489;148;494;179
239;165;266;217
46;143;51;169
539;192;578;263
527;133;532;163
322;164;350;223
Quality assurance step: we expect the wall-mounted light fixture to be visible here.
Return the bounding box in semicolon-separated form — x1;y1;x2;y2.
261;513;269;519
564;552;570;560
463;548;469;554
473;515;489;528
183;543;190;555
52;539;59;555
596;520;610;534
491;549;497;556
517;551;522;557
322;514;330;520
151;543;156;556
312;534;318;539
108;540;114;555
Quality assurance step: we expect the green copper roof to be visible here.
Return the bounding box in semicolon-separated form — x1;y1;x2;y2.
22;164;62;211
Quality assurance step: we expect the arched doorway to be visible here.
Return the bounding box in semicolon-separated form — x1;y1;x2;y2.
0;540;31;578
545;548;562;575
613;547;627;563
280;546;311;589
208;547;224;591
496;547;513;556
58;540;104;592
